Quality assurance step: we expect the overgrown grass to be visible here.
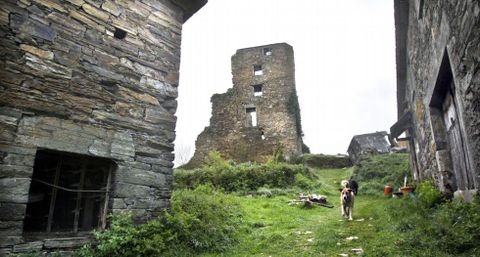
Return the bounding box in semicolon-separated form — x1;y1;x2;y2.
72;154;479;257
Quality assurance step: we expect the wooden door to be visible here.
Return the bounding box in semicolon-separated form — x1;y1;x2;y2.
442;89;472;190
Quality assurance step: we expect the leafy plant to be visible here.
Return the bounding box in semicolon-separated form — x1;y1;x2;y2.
174;153;315;192
77;185;243;257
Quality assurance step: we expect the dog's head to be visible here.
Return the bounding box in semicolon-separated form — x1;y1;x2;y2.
340;188;353;202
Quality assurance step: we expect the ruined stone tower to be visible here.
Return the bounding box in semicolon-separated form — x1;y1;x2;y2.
0;0;206;253
188;43;305;167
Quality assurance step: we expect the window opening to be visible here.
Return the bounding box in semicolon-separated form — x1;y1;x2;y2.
24;150;114;234
253;65;263;76
114;27;127;39
263;48;272;56
418;0;425;19
253;84;263;96
246;107;257;127
261;131;266;140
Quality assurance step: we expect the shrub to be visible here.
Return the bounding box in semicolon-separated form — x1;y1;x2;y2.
352;153;410;195
291;154;352;169
380;184;480;256
77;185;243;257
174;153;315;192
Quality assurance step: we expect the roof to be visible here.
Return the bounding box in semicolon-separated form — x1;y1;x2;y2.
348;131;390;153
172;0;208;22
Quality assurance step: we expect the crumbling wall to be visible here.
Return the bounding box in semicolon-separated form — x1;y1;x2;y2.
187;43;304;167
0;0;205;254
396;0;479;193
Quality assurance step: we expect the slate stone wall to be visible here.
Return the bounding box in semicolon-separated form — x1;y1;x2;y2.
187;43;305;167
396;0;479;192
0;0;205;253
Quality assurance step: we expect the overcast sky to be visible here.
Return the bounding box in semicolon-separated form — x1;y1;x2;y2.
174;0;397;166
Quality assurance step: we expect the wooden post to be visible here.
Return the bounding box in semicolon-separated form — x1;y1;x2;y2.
73;161;87;233
47;159;62;233
101;165;113;230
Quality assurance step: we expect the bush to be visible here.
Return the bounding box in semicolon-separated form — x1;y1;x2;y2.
352;153;410;195
77;185;243;257
291;154;352;169
378;183;480;256
174;152;315;192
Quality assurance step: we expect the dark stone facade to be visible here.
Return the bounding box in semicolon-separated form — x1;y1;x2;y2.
347;131;391;164
0;0;205;254
391;0;479;197
187;43;305;167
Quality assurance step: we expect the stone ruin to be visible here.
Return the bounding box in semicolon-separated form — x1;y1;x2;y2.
347;131;391;164
0;0;206;254
391;1;479;198
187;43;307;167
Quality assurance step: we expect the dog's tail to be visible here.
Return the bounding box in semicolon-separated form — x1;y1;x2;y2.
341;180;349;188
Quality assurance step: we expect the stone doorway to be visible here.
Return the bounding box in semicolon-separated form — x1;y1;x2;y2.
429;52;473;192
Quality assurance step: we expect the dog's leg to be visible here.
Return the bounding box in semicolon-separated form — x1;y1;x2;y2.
348;207;353;221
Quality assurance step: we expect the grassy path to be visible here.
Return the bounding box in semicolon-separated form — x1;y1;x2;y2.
200;168;394;257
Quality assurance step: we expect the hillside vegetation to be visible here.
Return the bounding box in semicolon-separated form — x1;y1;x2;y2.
67;153;480;257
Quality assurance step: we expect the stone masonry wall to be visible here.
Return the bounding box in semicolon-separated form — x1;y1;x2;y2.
0;0;205;254
399;0;479;192
187;43;304;167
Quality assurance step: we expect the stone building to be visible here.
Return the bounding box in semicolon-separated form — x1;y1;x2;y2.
390;0;479;198
0;0;205;253
187;43;306;167
347;131;391;164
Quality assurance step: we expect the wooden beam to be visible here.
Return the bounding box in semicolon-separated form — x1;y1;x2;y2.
73;161;87;233
101;165;113;230
47;159;62;233
390;111;413;138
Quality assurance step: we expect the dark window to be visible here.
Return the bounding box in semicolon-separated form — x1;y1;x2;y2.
24;150;114;234
263;48;272;56
114;27;127;39
418;0;425;19
253;84;263;96
253;65;263;76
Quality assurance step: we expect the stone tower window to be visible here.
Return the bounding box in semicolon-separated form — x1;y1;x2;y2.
253;65;263;76
246;107;257;127
263;48;272;56
418;0;425;19
23;150;114;234
253;84;263;96
114;27;127;39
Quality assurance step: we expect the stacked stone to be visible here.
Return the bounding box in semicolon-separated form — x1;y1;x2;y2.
393;1;479;192
187;43;305;167
0;0;205;254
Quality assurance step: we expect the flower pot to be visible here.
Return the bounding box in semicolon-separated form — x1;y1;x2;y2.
384;185;393;196
400;186;415;195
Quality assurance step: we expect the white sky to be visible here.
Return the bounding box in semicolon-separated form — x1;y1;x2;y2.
174;0;397;166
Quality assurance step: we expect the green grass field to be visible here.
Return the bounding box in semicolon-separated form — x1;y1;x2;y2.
199;168;400;257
